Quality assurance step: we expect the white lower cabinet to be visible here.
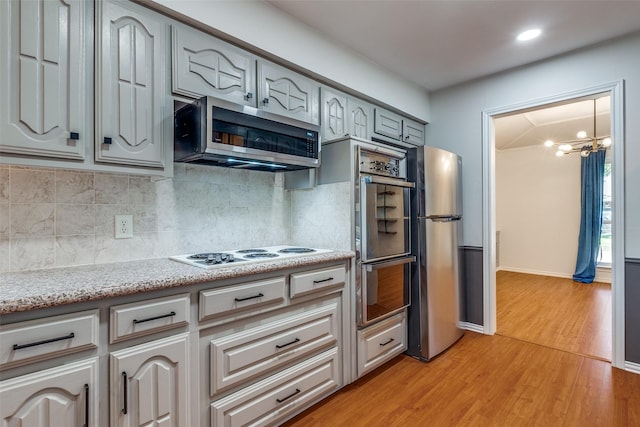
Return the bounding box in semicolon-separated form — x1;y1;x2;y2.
210;302;339;394
211;348;340;427
110;333;189;427
0;357;99;427
357;311;407;377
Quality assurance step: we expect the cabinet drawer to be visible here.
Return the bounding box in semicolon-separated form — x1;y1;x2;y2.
357;311;406;377
109;294;190;343
290;265;346;298
211;348;340;427
0;310;99;370
199;277;286;322
210;302;339;394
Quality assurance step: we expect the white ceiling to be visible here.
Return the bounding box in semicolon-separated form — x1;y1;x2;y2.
494;95;611;150
266;0;640;92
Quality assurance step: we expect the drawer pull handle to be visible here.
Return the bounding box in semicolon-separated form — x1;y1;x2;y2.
84;383;89;427
276;388;301;403
133;311;176;324
121;371;128;415
276;338;300;349
313;277;334;284
12;332;75;350
234;293;264;302
379;338;395;347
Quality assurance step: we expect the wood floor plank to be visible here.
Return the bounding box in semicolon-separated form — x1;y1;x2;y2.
283;333;639;426
496;271;611;361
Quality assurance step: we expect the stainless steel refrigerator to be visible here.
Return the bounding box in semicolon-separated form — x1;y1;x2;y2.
406;146;464;361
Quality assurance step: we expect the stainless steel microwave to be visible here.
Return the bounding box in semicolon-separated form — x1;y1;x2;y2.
174;97;320;171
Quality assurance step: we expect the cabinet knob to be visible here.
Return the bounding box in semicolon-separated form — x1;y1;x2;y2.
103;137;112;144
246;92;253;100
263;97;269;105
69;132;80;140
404;135;409;140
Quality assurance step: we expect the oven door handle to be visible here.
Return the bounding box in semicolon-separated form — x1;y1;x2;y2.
365;256;415;272
362;175;415;188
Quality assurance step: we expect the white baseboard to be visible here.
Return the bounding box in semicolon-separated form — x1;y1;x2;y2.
498;266;612;284
624;361;640;375
460;322;484;334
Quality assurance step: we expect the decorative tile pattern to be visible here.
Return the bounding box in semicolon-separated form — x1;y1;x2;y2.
0;163;319;272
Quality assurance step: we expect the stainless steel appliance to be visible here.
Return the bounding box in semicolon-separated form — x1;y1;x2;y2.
357;147;415;326
174;97;320;171
170;245;332;269
320;138;414;326
406;146;464;361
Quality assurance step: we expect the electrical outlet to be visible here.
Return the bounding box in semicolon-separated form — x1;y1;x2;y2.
115;215;133;239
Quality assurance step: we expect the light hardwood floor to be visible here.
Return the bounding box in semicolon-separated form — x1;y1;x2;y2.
496;271;611;361
283;333;640;426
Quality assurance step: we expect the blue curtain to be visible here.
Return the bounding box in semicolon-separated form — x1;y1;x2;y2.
573;148;606;283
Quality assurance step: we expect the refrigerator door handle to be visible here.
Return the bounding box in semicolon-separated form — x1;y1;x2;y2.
365;256;415;272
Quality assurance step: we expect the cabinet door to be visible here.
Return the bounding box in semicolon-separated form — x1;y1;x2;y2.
172;25;256;105
96;0;166;168
348;97;372;140
321;87;348;142
0;0;88;160
0;358;99;427
374;107;403;141
110;333;189;427
257;60;320;125
402;117;425;146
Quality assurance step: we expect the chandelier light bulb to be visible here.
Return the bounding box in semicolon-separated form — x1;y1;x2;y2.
580;149;590;158
544;139;554;147
576;130;587;139
602;137;612;147
555;150;565;157
559;144;572;152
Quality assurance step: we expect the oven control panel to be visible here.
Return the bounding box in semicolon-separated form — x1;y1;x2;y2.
359;149;404;178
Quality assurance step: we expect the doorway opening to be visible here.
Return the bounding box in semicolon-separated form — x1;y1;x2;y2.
493;95;612;361
481;81;625;368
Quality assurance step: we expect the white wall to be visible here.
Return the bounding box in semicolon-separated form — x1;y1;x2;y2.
496;146;581;277
149;0;431;122
427;31;640;257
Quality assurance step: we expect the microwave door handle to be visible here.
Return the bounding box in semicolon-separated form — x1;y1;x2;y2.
365;256;415;272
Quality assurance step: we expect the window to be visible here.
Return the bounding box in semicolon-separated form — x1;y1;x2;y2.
599;152;612;266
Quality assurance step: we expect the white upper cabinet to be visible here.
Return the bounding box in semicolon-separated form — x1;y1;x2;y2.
374;107;425;146
374;107;403;141
96;0;166;168
347;96;372;140
321;87;373;142
257;59;320;125
172;25;255;106
321;87;348;141
402;117;425;146
0;0;89;160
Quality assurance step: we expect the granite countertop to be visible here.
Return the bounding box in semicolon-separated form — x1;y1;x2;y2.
0;250;355;315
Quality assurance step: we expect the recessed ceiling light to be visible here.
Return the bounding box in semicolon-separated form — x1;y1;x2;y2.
544;139;554;147
517;28;541;42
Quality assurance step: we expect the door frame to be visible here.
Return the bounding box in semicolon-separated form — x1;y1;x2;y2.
481;80;625;368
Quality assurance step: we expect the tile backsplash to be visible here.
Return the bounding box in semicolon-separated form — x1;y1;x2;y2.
0;163;296;272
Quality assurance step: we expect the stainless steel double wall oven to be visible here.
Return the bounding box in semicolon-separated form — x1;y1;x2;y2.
356;144;415;326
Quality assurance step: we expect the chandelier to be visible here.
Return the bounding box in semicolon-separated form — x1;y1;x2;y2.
544;98;611;158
